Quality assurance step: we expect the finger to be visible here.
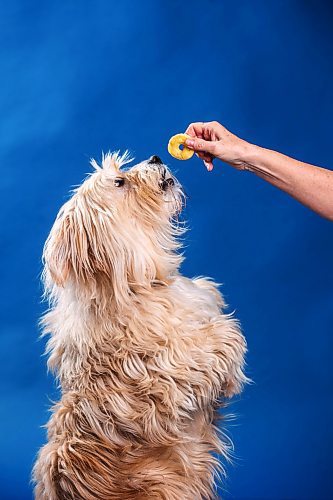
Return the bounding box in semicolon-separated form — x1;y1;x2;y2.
204;160;214;172
185;122;206;138
196;151;214;162
185;137;216;155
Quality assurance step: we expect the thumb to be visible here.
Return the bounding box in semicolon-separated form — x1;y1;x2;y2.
185;137;216;154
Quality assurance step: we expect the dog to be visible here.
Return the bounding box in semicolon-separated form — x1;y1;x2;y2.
33;152;247;499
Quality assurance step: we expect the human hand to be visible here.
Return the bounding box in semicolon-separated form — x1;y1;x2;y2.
185;121;251;172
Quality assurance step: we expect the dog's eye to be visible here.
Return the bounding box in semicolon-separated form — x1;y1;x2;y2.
114;178;125;187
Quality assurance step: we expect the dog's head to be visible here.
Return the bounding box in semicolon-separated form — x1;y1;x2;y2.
43;152;185;303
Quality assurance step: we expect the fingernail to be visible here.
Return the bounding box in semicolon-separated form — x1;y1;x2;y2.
185;139;194;148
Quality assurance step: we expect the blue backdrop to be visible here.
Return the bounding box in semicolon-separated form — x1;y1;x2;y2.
1;1;332;498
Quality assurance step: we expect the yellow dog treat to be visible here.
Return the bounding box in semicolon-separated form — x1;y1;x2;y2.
168;133;194;160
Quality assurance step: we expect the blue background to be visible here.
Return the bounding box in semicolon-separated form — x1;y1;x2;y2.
1;1;332;498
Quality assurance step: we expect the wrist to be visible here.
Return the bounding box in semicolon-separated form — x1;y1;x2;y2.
238;143;291;186
226;140;260;171
237;142;262;170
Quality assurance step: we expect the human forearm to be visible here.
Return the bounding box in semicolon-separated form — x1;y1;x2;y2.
184;121;333;221
241;144;333;220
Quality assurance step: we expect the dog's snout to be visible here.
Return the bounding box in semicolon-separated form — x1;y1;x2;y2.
149;155;163;165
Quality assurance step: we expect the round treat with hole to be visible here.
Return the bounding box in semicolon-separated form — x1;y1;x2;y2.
168;133;194;160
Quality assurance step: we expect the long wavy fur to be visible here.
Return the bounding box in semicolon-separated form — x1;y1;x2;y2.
33;153;248;499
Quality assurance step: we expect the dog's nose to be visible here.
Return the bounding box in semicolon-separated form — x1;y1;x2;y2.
149;155;163;164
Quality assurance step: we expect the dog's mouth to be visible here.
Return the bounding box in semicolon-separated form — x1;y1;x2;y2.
146;157;176;193
159;166;175;192
146;156;183;214
160;177;175;191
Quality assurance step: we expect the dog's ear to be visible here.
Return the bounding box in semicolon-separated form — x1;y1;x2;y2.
43;196;124;290
46;212;71;286
43;202;97;287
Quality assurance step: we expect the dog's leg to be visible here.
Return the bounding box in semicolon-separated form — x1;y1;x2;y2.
192;277;248;398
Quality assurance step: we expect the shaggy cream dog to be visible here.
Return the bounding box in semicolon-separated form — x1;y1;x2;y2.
33;152;247;499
